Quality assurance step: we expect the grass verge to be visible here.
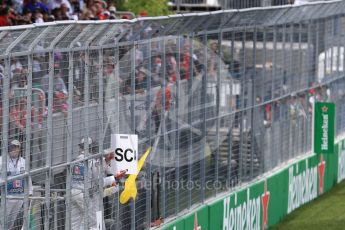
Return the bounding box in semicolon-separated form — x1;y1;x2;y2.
270;180;345;230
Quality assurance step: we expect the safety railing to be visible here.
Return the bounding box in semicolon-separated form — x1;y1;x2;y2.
0;1;345;229
169;0;331;10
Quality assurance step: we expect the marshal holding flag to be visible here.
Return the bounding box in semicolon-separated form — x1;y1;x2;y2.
313;102;335;154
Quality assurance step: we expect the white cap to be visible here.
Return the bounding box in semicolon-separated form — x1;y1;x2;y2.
109;6;116;13
10;140;21;147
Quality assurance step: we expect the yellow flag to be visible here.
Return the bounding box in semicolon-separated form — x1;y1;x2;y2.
120;147;151;204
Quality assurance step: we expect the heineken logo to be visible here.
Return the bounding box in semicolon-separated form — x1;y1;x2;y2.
223;182;269;230
287;157;326;214
321;113;329;151
313;102;335;154
287;160;318;214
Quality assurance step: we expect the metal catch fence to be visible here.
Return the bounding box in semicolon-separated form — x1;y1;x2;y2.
169;0;331;10
1;1;345;229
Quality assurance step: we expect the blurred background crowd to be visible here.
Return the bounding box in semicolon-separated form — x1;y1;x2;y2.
0;0;137;26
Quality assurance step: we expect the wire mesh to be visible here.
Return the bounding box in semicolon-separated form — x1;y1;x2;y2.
0;1;345;229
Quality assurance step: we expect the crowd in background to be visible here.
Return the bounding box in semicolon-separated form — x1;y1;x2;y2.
0;0;321;27
0;33;341;146
0;0;137;26
0;33;215;151
0;12;341;164
0;1;344;229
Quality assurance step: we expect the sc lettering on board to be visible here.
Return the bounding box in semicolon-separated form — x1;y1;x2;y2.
111;134;138;175
114;148;136;162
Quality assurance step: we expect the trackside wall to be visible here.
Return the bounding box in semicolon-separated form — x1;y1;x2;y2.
162;137;345;230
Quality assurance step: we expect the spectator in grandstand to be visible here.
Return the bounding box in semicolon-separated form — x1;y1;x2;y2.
264;103;272;126
135;67;149;93
60;3;73;20
48;0;73;15
92;0;108;20
7;2;21;25
0;139;33;230
152;84;172;132
181;43;191;80
72;87;83;107
51;7;61;20
104;58;122;101
0;3;11;26
69;0;84;14
228;60;242;79
135;44;144;66
9;97;43;138
10;98;29;143
80;7;95;20
24;0;49;14
0;0;133;26
32;55;44;88
33;9;44;23
52;67;67;93
253;95;266;132
179;41;201;80
53;90;68;114
289;93;307;126
19;8;33;24
166;47;177;82
108;5;116;19
10;68;28;91
121;77;131;95
135;67;148;94
308;87;316;113
10;57;23;77
307;85;325;112
151;54;162;86
70;137;126;229
120;67;149;95
12;0;24;15
208;41;219;78
73;52;87;98
321;85;331;101
40;63;67;98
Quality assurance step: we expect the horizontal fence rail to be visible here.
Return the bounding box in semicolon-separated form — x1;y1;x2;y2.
0;1;345;229
169;0;332;10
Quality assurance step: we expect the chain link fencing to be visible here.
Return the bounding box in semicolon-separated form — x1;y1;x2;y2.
0;1;345;229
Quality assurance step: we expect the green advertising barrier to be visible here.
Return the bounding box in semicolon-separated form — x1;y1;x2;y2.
162;137;345;230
